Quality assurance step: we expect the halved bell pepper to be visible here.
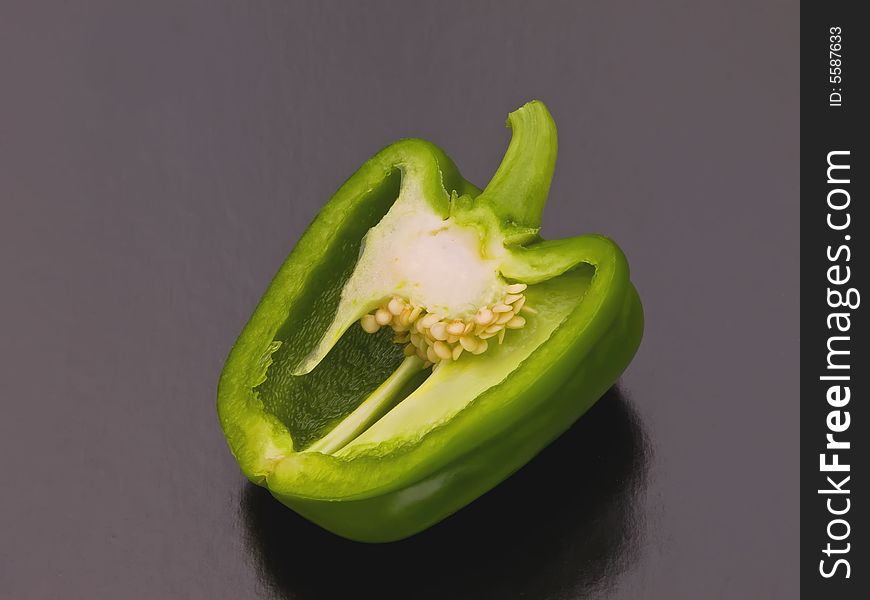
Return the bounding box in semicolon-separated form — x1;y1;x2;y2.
217;100;644;542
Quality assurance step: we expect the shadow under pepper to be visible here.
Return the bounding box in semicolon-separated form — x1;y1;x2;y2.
240;386;650;600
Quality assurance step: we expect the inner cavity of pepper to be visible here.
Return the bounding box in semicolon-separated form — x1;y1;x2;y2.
296;283;536;455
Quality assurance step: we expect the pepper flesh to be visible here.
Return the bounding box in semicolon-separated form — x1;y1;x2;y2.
217;101;644;542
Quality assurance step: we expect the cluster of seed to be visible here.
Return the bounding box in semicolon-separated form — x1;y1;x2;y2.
360;283;534;367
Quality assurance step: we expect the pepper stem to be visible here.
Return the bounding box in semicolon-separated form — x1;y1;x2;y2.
305;355;426;454
476;100;558;232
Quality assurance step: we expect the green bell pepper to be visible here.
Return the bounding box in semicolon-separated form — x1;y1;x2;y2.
218;100;643;542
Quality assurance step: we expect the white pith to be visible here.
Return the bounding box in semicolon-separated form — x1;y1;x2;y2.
295;178;527;374
352;180;506;317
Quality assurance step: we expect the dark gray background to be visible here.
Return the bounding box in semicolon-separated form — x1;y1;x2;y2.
0;1;799;598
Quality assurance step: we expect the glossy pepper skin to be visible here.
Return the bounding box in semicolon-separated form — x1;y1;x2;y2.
218;101;643;542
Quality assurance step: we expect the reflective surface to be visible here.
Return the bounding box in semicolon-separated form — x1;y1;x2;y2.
243;388;648;600
1;1;798;598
